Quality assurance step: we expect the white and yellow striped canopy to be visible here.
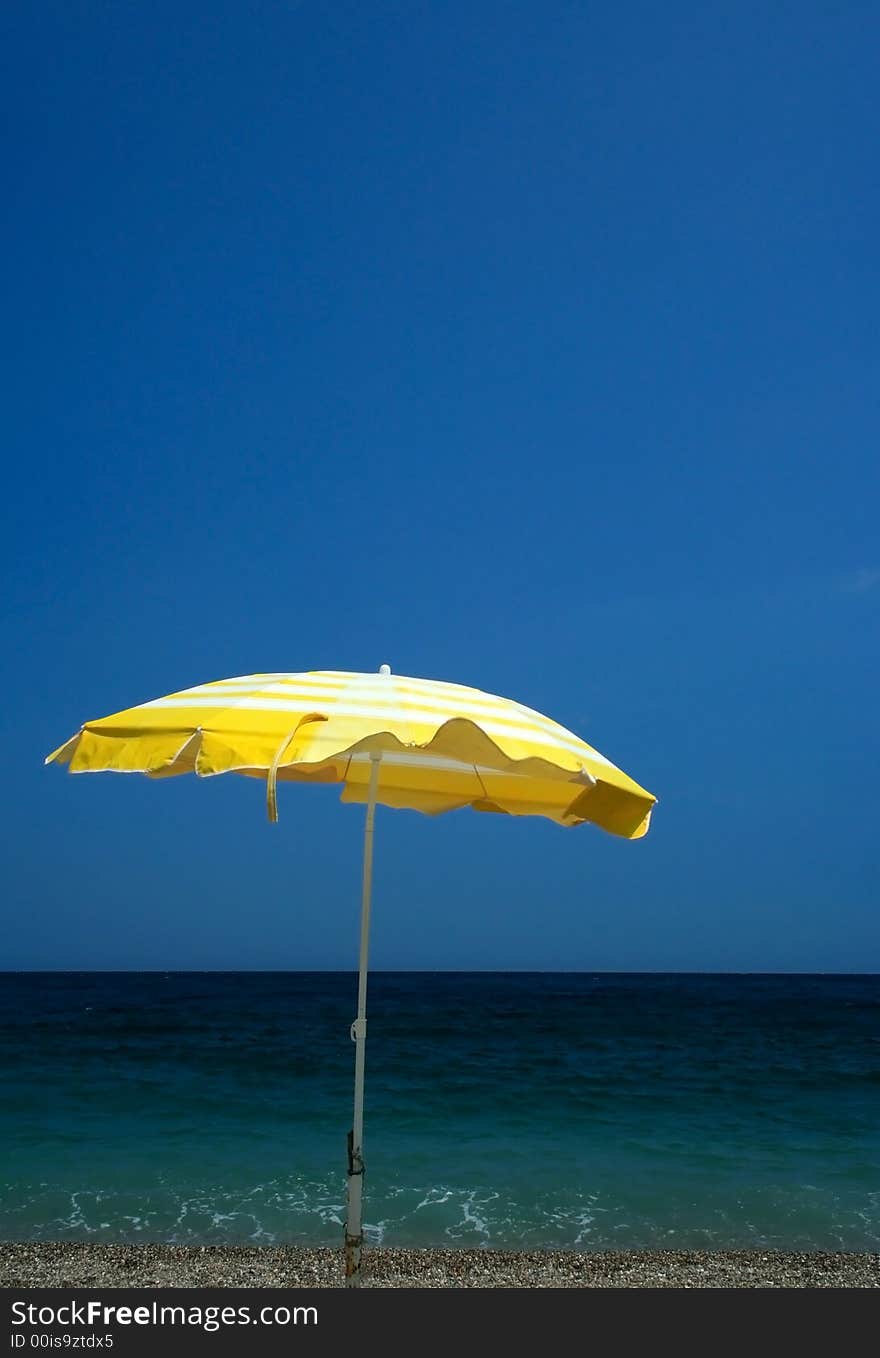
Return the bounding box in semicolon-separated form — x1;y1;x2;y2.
46;668;656;838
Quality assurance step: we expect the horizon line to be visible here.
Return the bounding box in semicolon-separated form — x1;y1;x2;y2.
2;968;878;977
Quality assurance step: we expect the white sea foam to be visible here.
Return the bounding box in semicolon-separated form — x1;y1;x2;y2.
2;1174;878;1251
415;1188;452;1211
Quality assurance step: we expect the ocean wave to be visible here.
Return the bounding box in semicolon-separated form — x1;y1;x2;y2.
1;1173;878;1251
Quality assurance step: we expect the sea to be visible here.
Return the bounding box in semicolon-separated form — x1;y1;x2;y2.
1;972;878;1251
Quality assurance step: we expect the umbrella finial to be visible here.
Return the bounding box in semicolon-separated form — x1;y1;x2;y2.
379;664;391;676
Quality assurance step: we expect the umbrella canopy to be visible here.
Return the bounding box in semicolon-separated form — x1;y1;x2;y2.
46;667;655;837
46;665;656;1285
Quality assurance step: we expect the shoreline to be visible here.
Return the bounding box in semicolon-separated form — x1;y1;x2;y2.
1;1243;878;1288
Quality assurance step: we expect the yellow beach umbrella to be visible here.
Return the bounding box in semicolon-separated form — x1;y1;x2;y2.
46;665;656;1283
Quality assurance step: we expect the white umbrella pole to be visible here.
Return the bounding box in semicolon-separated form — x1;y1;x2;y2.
345;751;381;1287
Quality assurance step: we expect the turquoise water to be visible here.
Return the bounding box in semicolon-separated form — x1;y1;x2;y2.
1;972;878;1250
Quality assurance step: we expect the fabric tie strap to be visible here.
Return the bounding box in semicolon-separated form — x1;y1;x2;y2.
266;712;328;822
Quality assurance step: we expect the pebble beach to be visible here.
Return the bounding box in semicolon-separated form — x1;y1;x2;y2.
1;1243;878;1288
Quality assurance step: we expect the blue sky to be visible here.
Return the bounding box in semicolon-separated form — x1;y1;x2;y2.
3;1;878;970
